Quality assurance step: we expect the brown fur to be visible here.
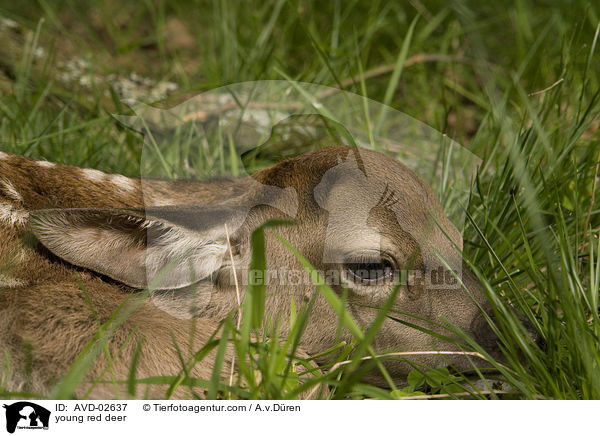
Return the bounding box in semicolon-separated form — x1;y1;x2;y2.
0;147;494;398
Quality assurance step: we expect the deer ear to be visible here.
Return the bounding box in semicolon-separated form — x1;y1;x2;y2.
29;206;245;290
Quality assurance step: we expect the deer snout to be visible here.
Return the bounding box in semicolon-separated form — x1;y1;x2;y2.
470;311;502;359
460;265;504;359
461;264;544;356
470;306;545;360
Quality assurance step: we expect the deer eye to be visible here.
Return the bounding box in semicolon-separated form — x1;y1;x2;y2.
344;252;398;285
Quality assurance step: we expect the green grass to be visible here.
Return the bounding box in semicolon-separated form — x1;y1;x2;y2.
0;0;599;399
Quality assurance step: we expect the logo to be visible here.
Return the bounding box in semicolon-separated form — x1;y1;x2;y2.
2;402;50;434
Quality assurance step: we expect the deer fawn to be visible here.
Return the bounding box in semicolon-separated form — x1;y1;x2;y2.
0;146;496;399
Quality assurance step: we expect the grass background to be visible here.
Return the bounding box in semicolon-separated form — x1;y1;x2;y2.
0;0;599;399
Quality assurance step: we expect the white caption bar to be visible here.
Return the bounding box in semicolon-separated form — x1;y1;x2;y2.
0;400;595;435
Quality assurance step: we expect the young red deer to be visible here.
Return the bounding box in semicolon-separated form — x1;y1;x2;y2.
0;146;495;398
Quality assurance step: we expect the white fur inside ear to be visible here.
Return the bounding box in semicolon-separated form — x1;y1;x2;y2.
31;211;150;287
145;224;228;290
31;209;231;290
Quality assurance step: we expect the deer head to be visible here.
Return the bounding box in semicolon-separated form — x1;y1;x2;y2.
8;145;495;386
